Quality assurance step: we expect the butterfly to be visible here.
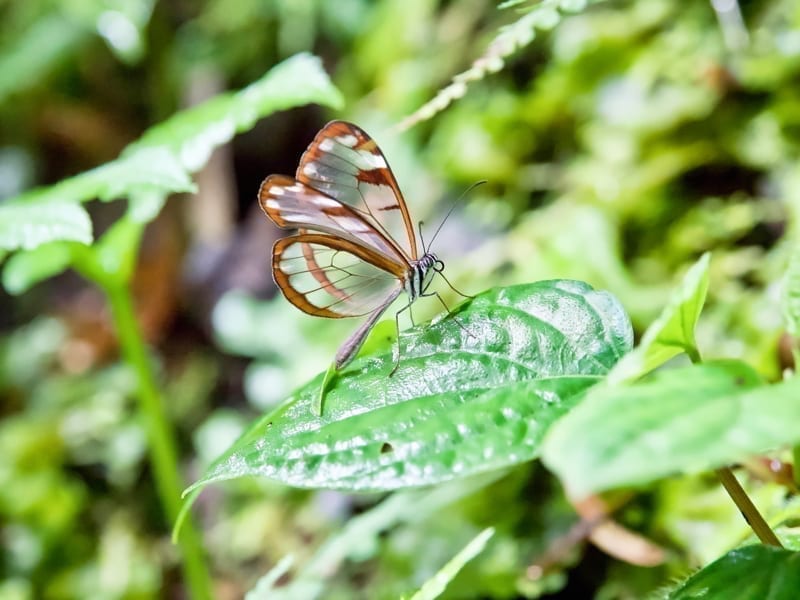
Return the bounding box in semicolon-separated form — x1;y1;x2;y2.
259;121;464;413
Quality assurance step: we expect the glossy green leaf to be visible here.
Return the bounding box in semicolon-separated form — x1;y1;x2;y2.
187;280;632;493
0;201;92;251
668;545;800;600
607;252;709;384
542;362;800;498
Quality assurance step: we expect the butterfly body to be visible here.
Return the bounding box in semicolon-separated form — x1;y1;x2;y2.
405;252;442;301
259;121;454;410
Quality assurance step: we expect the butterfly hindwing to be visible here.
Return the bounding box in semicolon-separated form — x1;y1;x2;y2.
273;233;405;318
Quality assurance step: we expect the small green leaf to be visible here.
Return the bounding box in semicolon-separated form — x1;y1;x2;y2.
607;252;710;383
542;362;800;498
188;281;632;493
668;545;800;600
409;527;495;600
0;201;92;251
2;242;75;295
91;215;145;284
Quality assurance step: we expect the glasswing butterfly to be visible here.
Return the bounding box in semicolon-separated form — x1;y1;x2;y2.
259;121;465;414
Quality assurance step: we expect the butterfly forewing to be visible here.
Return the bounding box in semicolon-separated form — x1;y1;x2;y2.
273;233;405;318
296;121;418;261
260;175;408;263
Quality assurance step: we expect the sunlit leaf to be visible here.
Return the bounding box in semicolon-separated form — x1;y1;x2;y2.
0;201;92;251
128;53;345;172
0;53;342;256
668;545;800;600
0;149;189;254
542;362;800;498
607;252;710;383
187;280;632;494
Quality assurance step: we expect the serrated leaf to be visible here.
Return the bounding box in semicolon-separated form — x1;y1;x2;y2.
188;280;632;494
0;54;341;254
2;242;74;295
0;150;188;253
668;545;800;600
128;53;344;172
542;362;800;498
0;201;92;251
92;148;195;199
607;253;710;384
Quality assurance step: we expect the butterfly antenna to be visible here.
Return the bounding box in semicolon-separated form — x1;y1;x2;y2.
426;180;487;250
418;220;427;253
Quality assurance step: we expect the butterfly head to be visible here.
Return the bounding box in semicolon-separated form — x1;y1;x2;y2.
407;252;443;299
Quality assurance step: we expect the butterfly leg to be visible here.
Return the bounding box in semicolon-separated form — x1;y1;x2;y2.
389;300;414;377
421;290;475;339
437;271;475;300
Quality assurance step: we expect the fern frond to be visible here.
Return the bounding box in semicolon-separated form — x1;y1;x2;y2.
394;0;596;132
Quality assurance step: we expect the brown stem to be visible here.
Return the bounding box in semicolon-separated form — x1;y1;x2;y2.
715;466;782;547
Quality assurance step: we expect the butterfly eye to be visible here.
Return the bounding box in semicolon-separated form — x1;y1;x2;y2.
433;260;445;273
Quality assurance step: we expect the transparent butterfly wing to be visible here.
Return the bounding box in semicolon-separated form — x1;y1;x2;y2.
273;233;405;318
259;174;409;264
296;121;418;261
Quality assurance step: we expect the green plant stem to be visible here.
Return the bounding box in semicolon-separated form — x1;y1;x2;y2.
104;280;213;599
714;467;783;547
685;350;782;548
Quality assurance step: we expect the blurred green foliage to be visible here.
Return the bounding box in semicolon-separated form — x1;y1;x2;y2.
2;0;800;598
